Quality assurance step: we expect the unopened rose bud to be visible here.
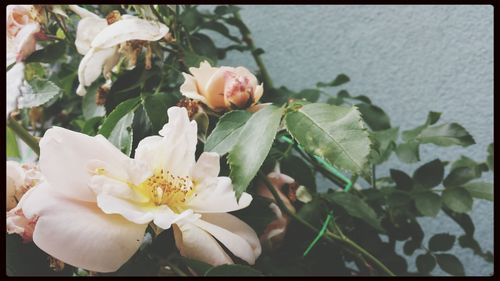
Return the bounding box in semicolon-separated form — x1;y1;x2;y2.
180;61;264;112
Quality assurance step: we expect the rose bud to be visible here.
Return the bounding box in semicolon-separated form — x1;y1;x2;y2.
180;61;264;112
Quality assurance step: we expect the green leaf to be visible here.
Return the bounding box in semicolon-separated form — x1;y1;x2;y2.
417;123;475;147
108;111;134;156
205;110;252;155
204;264;263;276
416;253;436;274
413;191;441;217
442;208;474;236
190;33;218;63
435;254;465;276
7;127;21;159
25;41;66;63
325;192;384;232
182;258;212;276
180;7;203;32
402;111;442;141
458;235;493;263
201;21;241;43
294;89;320;102
443;167;479;187
316;74;350;87
413;159;444;188
141;92;177;133
356;103;391;131
98;97;141;138
297;198;325;228
371;127;398;164
281;155;316;191
228;106;284;198
82;116;103;136
487;143;493;170
285;103;371;176
390;169;413;191
442;187;473;213
17;78;62;109
194;110;209;142
82;83;105;120
395;141;420;163
429;233;455;252
214;5;240;16
462;181;493;201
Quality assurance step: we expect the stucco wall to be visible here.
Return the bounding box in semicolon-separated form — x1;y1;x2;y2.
203;5;494;276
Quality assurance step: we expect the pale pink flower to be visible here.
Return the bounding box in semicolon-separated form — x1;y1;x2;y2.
6;5;42;65
18;107;260;273
180;61;264;112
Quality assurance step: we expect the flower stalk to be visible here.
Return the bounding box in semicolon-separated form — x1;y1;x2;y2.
7;116;40;156
258;171;395;276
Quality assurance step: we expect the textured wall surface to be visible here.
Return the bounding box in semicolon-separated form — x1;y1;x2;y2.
201;5;494;276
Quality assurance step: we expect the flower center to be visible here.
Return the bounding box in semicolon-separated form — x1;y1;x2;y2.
136;169;195;213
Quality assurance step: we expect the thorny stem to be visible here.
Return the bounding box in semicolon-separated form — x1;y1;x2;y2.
258;171;395;276
7;116;40;156
233;11;274;89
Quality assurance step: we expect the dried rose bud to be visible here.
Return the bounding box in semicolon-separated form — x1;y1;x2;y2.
106;10;121;25
177;98;200;119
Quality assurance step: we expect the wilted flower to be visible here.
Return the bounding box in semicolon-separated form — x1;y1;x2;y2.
17;107;260;272
256;166;296;250
69;5;169;96
180;61;264;112
7;5;44;65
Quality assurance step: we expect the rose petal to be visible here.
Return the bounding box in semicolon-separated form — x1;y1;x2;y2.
77;46;118;90
21;183;147;273
135;107;197;177
174;219;233;266
194;213;261;265
180;73;208;104
91;18;169;49
190;152;220;182
187;176;252;213
74;17;108;55
39;126;130;202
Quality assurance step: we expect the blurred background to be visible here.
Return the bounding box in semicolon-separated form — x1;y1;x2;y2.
202;5;493;276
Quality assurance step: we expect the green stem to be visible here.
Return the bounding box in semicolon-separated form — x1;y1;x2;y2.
337;235;395;277
233;12;274;89
258;171;395;276
371;165;377;189
7;116;40;156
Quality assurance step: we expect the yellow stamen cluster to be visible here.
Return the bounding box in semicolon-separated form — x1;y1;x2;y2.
137;169;195;213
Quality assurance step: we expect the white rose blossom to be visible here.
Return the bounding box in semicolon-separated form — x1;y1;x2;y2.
16;106;261;272
68;5;169;96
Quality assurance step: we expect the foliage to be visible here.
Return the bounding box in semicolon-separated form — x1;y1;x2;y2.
6;4;493;277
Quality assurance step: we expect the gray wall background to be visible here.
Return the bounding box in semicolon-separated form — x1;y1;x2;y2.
201;5;494;276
